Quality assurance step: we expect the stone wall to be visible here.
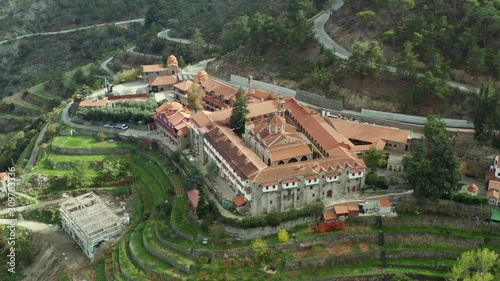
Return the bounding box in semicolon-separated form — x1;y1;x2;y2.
155;222;193;256
51;145;131;155
143;229;191;273
285;250;459;271
128;235;175;281
296;90;343;111
384;232;484;251
316;275;388;281
284;251;379;270
223;216;317;240
385;250;459;260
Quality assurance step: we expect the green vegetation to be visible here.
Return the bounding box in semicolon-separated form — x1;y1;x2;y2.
474;82;500;147
76;98;157;124
229;88;249;137
51;136;131;149
404;115;462;201
450;249;499;281
452;193;488;205
0;227;34;281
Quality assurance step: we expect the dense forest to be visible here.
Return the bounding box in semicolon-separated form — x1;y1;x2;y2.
343;0;500;79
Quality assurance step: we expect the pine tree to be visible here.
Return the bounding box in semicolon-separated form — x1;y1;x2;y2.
229;88;249;137
397;41;418;81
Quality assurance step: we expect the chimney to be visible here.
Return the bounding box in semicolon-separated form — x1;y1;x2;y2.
248;75;253;95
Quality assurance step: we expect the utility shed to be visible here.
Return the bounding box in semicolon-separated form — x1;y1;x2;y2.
60;192;123;261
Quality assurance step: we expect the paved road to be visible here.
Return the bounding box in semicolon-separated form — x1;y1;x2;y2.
0;18;145;45
0;198;64;216
157;29;217;48
24;122;49;172
100;56;117;79
0;219;52;232
314;0;479;94
126;46;162;59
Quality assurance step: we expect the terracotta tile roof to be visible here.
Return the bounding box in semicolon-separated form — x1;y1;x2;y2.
350;168;366;174
262;181;279;187
203;100;278;125
353;141;386;152
252;156;365;183
282;178;299;184
190;111;212;128
269;115;286;126
326;172;340;177
468;184;479;192
203;96;230;110
178;126;190;137
286;99;356;156
0;172;7;181
233;195;247;207
252;89;273;100
330;119;409;146
155;102;172;113
202;78;238;100
169;112;187;126
487;189;499;199
149;75;178;86
141;64;164;72
79;98;107;107
268;144;312;162
379;197;391;207
187;189;200;209
173;80;194;92
489;180;500;191
305;174;320;180
323;211;337;221
334;205;349;215
205;125;267;180
347;203;359;211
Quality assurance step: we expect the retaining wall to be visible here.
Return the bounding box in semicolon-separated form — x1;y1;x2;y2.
143;227;191;273
155;222;192;256
384;232;484;250
128;233;177;281
296;90;343;111
223;216;317;240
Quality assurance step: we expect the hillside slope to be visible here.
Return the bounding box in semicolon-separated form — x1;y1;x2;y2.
0;0;147;39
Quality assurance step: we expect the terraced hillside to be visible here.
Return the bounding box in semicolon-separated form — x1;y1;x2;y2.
105;149;500;280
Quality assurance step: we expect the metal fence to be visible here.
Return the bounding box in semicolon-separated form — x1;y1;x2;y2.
361;109;474;129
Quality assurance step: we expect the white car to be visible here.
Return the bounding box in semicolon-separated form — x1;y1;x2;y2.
114;124;128;130
103;124;114;128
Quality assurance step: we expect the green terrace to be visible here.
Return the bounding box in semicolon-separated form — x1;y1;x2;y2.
51;136;134;149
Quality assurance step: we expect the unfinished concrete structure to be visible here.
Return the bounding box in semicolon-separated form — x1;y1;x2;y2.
60;192;123;261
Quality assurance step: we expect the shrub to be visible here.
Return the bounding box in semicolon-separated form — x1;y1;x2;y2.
277;229;289;242
452;193;488;205
365;172;389;189
310;220;345;234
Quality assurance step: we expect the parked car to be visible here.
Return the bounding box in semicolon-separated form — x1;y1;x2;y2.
103;124;114;128
114;124;128;130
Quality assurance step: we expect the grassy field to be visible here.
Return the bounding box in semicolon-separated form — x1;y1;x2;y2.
51;136;131;149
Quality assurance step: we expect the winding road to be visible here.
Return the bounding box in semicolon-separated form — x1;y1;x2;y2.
0;18;145;45
314;0;479;93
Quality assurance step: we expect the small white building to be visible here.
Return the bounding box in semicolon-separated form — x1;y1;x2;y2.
60;192;124;261
378;197;391;214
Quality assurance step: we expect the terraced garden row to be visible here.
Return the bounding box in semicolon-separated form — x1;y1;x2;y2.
89;146;497;281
